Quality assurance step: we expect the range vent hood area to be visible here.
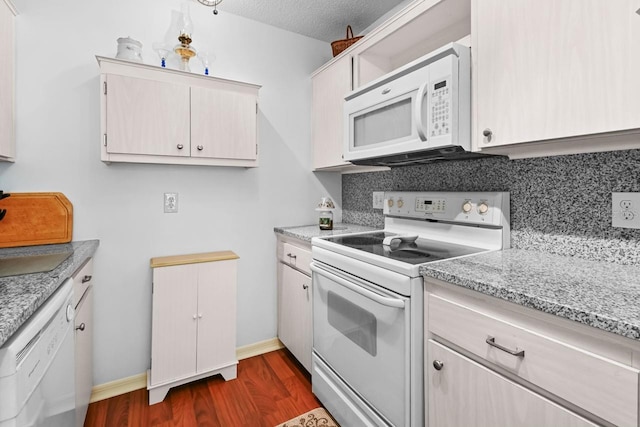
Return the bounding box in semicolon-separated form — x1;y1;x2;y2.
349;146;495;167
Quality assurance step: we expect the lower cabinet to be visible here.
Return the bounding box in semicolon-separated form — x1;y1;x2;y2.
426;279;640;427
73;258;94;427
427;340;598;427
148;251;239;405
276;235;312;372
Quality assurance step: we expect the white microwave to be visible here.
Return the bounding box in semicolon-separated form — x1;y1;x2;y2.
343;43;473;167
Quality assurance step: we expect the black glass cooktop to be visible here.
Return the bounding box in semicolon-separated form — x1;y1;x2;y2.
325;232;483;265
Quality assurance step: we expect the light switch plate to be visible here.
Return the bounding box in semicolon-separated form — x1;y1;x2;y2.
612;192;640;229
373;192;385;209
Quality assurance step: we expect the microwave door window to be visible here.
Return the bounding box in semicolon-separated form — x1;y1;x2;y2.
353;97;413;148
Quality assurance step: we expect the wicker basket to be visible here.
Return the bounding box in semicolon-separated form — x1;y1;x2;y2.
331;25;363;57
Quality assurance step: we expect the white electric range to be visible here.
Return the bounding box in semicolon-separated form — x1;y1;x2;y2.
311;191;510;427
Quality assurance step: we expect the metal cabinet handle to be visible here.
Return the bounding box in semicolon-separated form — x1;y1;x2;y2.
82;275;92;283
482;128;492;137
302;284;309;290
486;336;525;357
177;144;184;149
287;253;297;260
197;145;204;151
433;360;444;371
76;323;86;331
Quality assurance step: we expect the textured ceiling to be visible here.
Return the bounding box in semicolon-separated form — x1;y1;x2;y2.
198;0;410;43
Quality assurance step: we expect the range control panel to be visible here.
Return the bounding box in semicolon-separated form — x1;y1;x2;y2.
384;191;509;227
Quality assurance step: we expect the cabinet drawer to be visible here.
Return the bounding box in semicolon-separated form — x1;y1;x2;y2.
72;258;93;307
282;242;311;275
428;294;640;427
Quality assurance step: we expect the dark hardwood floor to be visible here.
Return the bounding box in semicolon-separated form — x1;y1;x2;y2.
85;349;322;427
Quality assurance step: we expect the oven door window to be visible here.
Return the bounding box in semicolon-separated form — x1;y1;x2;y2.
328;291;377;356
313;265;409;427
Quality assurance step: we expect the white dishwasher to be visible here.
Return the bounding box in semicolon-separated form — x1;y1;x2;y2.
0;279;76;426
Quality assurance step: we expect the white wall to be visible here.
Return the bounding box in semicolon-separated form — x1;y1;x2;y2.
1;0;340;385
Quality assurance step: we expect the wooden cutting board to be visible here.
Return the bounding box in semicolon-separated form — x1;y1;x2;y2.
0;192;73;248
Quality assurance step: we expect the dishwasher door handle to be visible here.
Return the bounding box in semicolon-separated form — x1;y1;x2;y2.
310;263;405;309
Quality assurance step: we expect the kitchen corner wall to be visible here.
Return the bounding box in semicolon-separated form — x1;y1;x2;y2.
343;148;640;265
0;0;340;385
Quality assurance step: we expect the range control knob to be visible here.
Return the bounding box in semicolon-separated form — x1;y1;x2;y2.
388;199;394;208
478;202;489;215
397;199;404;208
462;201;473;214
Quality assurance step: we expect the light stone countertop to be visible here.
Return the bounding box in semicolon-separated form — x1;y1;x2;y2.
420;249;640;341
274;223;379;242
0;240;100;347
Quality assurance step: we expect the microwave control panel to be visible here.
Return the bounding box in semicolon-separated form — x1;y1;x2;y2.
431;77;451;137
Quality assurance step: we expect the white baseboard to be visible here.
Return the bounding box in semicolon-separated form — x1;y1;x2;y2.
89;337;285;403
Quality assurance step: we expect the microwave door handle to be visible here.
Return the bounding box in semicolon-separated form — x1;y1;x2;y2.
415;81;429;141
310;263;405;309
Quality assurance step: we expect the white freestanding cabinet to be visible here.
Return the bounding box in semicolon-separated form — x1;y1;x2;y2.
97;56;260;167
148;251;239;405
73;258;94;427
276;235;312;371
472;0;640;157
0;0;16;162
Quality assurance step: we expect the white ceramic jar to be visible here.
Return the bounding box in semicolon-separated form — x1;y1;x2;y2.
116;37;143;62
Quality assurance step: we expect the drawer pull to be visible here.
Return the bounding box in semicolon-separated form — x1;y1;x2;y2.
302;284;309;290
433;360;444;371
287;253;297;260
76;323;86;331
486;336;525;357
82;275;92;283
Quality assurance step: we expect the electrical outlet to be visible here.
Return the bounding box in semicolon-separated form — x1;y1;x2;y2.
373;191;385;209
612;192;640;229
164;193;178;213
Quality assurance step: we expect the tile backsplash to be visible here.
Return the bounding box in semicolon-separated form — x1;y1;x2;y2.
342;149;640;265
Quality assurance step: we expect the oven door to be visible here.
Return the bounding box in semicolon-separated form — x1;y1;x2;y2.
311;261;410;427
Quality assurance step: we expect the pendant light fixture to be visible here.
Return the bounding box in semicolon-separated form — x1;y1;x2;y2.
196;0;222;15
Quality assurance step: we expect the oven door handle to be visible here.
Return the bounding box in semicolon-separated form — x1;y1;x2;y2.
310;263;405;309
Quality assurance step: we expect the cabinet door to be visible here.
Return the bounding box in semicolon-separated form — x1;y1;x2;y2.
105;74;190;157
196;260;237;373
312;55;353;170
474;0;640;149
427;340;599;427
191;86;257;161
151;264;198;384
279;264;312;371
74;286;93;427
0;0;15;160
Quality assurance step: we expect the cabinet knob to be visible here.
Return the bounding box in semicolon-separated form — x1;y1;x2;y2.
193;314;197;320
482;128;493;140
197;145;204;151
82;275;92;283
433;360;444;371
177;144;184;150
302;284;309;290
76;323;86;331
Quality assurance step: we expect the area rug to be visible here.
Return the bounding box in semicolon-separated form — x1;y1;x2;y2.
275;407;339;427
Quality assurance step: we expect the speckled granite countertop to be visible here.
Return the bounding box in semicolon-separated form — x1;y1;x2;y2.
0;240;99;347
274;223;379;242
420;249;640;341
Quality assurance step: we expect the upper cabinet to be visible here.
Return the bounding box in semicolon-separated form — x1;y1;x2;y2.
0;0;16;162
312;54;353;171
97;56;260;167
472;0;640;158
